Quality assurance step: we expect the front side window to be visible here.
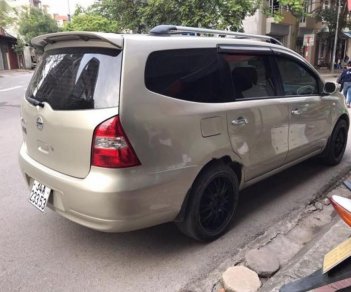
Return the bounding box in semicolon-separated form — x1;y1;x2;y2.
145;48;232;103
275;56;319;96
26;47;122;110
222;53;276;99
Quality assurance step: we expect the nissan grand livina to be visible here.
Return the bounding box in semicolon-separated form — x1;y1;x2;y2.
19;25;349;241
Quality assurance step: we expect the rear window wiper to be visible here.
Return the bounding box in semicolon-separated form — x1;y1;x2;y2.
26;95;45;108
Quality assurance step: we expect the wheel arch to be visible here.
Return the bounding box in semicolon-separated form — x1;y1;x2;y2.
175;156;243;222
337;113;350;130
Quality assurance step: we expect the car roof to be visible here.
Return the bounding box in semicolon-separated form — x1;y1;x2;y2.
30;30;305;68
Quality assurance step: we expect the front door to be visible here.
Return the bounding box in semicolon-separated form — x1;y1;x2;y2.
274;55;331;162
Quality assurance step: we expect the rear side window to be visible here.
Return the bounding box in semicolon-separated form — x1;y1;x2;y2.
26;48;122;110
145;49;232;103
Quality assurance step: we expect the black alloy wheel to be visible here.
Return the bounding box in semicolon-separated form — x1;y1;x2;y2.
199;177;234;233
333;126;347;158
321;119;348;166
176;163;239;241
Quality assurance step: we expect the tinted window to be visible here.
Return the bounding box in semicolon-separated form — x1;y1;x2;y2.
145;49;232;103
222;54;275;99
26;48;121;110
275;56;319;96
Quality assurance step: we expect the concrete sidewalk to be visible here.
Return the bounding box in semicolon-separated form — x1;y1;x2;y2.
210;176;351;292
220;176;351;292
262;211;351;291
318;69;341;80
180;171;351;292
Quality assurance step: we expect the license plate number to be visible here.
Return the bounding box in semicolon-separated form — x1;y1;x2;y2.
29;180;51;212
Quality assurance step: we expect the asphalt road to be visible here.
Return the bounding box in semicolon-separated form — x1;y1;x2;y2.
1;71;351;292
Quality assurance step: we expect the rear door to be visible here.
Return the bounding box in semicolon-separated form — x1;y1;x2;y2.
21;44;122;178
220;46;289;181
272;52;331;162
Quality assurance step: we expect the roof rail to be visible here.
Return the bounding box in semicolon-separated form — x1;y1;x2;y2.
149;25;283;46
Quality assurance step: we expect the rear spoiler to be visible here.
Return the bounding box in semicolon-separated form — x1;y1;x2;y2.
31;31;123;51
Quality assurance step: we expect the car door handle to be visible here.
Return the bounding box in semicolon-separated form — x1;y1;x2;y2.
291;109;302;115
231;117;248;126
291;104;310;115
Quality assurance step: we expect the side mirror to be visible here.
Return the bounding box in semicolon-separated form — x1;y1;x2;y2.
323;82;337;94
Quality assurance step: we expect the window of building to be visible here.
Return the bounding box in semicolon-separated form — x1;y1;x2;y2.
267;0;281;14
322;0;330;10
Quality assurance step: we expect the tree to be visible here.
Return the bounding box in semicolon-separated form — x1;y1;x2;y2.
313;1;350;67
64;14;118;32
0;0;15;28
94;0;147;32
18;7;59;43
95;0;260;33
273;0;305;19
314;1;350;33
140;0;259;31
64;5;119;32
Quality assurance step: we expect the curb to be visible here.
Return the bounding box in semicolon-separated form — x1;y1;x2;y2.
180;166;351;292
261;219;351;291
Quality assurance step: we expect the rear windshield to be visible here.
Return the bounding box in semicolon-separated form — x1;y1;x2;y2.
26;47;122;110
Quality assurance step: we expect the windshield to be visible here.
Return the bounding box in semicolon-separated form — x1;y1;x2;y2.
26;47;122;110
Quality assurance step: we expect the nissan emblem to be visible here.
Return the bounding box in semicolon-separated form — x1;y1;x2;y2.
36;116;44;130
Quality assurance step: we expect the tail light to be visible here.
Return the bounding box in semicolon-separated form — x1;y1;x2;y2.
92;116;141;168
329;195;351;227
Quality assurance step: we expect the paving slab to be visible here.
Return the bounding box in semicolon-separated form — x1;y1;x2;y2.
261;219;351;291
222;266;261;292
245;248;279;278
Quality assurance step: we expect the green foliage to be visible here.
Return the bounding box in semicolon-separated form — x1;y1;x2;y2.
13;36;25;54
73;4;86;17
317;8;338;32
140;0;259;31
263;0;306;20
95;0;259;32
18;7;59;43
280;0;305;17
314;4;350;34
63;4;119;32
96;0;147;32
0;0;15;28
64;14;118;32
262;0;308;50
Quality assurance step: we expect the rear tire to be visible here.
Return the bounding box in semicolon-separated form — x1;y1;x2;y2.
176;163;239;241
320;119;348;166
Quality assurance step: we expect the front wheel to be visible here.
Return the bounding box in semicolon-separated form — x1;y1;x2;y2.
320;119;348;166
176;163;239;241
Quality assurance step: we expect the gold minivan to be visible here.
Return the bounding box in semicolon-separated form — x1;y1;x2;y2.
19;26;349;241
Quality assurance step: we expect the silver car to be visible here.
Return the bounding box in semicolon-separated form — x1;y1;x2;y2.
19;25;349;241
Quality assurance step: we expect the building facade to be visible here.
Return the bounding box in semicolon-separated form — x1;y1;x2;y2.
0;28;19;70
243;0;348;68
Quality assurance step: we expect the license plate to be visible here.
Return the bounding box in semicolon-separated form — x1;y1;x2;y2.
29;180;51;212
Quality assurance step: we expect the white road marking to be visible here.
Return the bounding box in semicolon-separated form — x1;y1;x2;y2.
0;86;23;92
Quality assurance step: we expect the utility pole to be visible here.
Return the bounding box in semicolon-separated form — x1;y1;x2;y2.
67;0;71;22
331;0;341;73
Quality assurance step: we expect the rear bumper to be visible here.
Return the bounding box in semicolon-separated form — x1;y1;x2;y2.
19;144;197;232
